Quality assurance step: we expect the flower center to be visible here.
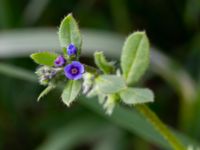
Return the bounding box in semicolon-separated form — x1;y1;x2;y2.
56;60;60;64
71;68;78;74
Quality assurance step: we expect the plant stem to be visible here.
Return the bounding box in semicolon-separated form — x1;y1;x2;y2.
135;104;186;150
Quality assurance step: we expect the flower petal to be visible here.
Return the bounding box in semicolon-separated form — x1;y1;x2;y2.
73;73;83;80
64;61;84;80
72;61;84;73
54;55;66;67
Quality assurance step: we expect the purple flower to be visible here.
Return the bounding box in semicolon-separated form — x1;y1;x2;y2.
67;44;77;56
54;55;66;67
64;61;84;80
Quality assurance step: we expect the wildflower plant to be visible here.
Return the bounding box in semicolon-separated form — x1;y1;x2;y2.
31;13;187;150
31;13;153;110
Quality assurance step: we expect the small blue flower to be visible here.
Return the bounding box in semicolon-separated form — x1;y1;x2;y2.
64;61;84;80
54;55;66;67
67;44;77;56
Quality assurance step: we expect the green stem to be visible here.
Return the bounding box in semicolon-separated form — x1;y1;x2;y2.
135;104;186;150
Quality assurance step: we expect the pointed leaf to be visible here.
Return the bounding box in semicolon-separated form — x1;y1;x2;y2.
31;52;58;66
58;13;82;56
61;80;82;106
120;88;154;105
37;84;55;101
96;75;126;94
121;32;150;85
94;51;115;74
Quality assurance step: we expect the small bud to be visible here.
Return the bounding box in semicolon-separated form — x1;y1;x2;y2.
36;66;60;85
54;55;66;67
67;44;77;56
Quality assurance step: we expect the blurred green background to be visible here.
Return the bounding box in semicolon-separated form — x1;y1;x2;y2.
0;0;200;149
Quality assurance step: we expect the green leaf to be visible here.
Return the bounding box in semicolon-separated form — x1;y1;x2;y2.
37;84;56;101
121;31;150;85
58;13;82;56
96;75;126;94
94;51;115;74
61;80;82;106
30;52;58;66
120;88;154;105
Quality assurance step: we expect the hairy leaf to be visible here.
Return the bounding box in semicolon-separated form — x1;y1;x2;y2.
121;32;149;85
120;88;154;105
94;51;115;74
96;75;126;94
58;14;82;56
61;80;82;106
31;52;58;66
37;84;56;101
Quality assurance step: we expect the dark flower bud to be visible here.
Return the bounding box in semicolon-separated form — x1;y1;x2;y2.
36;66;60;85
54;55;66;67
67;44;77;56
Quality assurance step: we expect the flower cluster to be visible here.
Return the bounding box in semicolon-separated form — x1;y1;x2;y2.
54;44;84;80
35;43;84;85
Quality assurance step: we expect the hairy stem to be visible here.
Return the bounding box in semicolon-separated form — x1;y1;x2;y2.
135;104;186;150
